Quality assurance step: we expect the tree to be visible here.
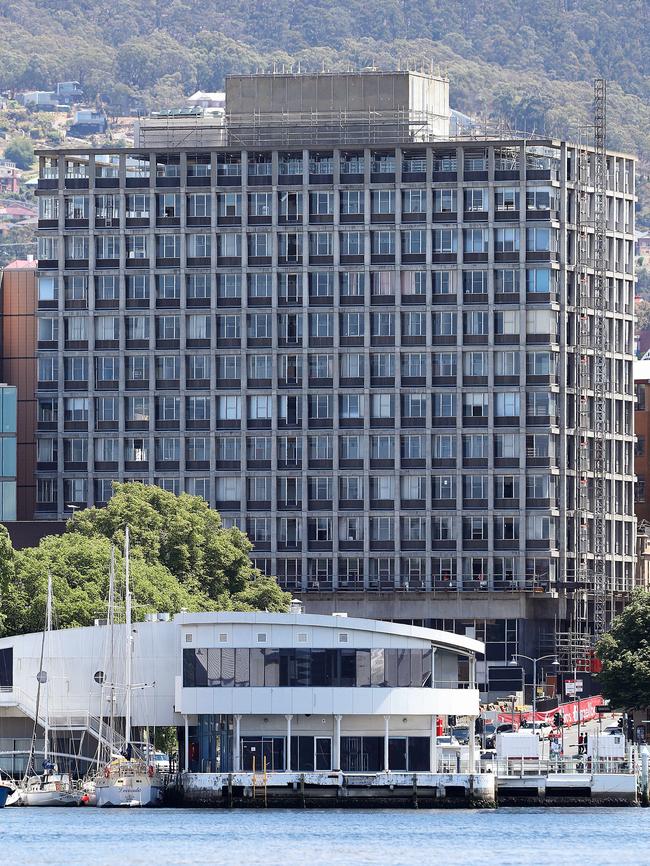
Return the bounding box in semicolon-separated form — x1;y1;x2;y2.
4;136;34;170
0;525;15;634
68;482;290;611
596;590;650;709
1;531;212;636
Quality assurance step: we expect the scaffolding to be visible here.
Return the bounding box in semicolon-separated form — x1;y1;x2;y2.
559;79;609;673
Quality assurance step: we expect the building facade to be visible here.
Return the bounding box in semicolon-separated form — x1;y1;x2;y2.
0;384;16;520
32;72;636;685
0;611;482;777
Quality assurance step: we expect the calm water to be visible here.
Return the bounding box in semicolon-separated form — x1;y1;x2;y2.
1;807;649;865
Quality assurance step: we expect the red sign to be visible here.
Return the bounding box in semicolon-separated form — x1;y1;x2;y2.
497;694;605;727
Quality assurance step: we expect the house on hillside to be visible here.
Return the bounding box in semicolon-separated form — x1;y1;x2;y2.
67;109;108;137
0;159;21;193
17;91;58;110
56;81;83;104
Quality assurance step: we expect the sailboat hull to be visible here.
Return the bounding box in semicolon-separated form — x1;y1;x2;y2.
95;776;163;807
23;789;81;806
0;783;13;807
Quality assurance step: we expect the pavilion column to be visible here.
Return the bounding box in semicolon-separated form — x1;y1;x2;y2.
430;714;438;773
184;714;189;772
468;715;477;773
233;714;242;772
285;714;293;771
333;714;342;771
383;715;390;772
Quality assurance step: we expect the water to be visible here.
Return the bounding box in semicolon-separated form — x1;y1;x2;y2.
1;807;649;866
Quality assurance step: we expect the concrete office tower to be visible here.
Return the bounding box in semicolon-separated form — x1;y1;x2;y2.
33;71;636;692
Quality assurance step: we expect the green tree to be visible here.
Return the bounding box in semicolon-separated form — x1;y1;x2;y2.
596;590;650;709
68;482;290;611
4;135;34;170
0;525;15;634
1;531;212;636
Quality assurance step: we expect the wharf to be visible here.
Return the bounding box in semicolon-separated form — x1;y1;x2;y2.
166;766;638;807
167;771;496;808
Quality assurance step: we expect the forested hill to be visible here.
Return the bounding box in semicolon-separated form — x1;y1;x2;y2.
1;0;648;216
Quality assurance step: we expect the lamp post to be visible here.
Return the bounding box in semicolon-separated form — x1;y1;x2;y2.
509;654;560;731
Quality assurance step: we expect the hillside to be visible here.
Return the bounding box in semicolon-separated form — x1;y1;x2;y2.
0;0;648;222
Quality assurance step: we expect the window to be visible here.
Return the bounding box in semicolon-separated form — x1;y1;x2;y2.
216;356;240;380
402;311;425;337
340;272;364;297
495;351;520;377
432;393;456;418
340;190;364;215
371;313;395;337
433;229;457;253
371;231;395;255
463;351;488;377
188;193;212;218
371;394;394;419
340;231;364;256
464;228;489;254
370;435;394;459
494;392;520;418
248;233;271;258
526;269;553;293
463;393;488;417
125;194;149;219
126;274;148;300
126;235;148;259
187;234;211;258
96;277;119;302
403;189;427;214
432;271;454;295
464;189;487;212
463;434;488;459
495;269;519;294
402;229;426;255
495;188;519;211
463;271;487;294
401;271;426;296
370;354;395;378
404;352;428;378
494;310;520;335
309;191;334;215
217;233;242;258
463;311;488;336
494;228;520;253
371;190;395;214
309;314;333;338
433;189;457;213
431;434;454;459
340;312;364;338
218;395;241;420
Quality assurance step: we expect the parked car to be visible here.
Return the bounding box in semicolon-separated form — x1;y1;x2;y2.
153;751;171;772
436;735;460;747
452;726;470;744
496;723;515;735
604;724;623;736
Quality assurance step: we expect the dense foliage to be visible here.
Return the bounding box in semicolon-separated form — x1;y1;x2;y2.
3;135;34;169
0;483;290;636
597;590;650;709
0;1;647;212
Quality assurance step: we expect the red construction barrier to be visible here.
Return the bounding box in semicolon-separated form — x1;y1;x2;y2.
497;694;605;727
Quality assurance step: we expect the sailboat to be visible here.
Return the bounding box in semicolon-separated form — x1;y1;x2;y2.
0;771;15;807
11;573;82;806
94;527;163;807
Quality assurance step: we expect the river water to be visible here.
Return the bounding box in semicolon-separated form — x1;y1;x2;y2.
1;807;648;865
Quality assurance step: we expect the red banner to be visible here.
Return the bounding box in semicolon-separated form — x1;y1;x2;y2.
497;694;605;727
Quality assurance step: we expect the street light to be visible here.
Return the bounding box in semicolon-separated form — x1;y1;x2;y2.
509;654;560;730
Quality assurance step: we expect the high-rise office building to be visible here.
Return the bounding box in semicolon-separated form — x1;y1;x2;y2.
33;71;636;691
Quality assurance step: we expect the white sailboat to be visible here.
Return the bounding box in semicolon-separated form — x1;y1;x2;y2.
12;573;82;806
94;527;163;807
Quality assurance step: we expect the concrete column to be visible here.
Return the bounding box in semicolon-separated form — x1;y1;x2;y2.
383;715;390;772
430;715;438;773
334;714;342;771
233;714;242;772
184;714;189;772
285;714;293;771
468;715;476;773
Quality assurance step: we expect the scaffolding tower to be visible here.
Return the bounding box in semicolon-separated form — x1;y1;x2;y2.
560;79;609;673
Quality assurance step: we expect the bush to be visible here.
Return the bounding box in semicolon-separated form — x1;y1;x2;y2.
4;136;34;169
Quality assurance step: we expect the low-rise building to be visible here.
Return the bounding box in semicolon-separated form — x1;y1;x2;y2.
0;611;483;777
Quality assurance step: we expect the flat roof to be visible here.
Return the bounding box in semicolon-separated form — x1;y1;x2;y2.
33;138;635;159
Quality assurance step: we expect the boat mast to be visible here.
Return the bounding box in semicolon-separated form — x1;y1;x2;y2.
23;573;49;781
124;526;132;750
43;571;52;764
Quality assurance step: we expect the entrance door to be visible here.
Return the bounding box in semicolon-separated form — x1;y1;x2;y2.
315;737;331;770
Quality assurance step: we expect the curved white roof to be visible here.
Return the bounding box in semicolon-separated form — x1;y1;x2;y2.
175;611;484;656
